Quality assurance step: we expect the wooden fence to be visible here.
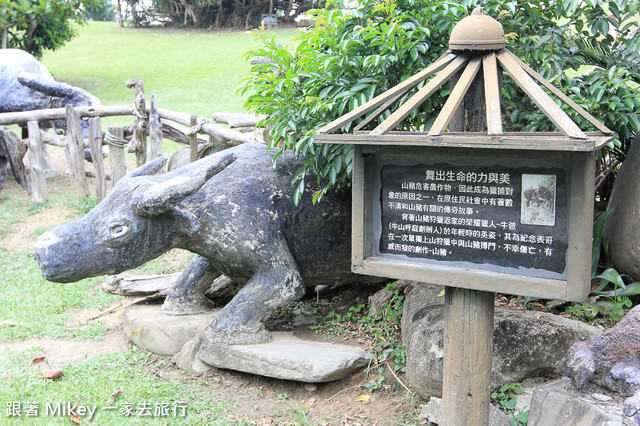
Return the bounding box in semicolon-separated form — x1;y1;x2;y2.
0;79;264;203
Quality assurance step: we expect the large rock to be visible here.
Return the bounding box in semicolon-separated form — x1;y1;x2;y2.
403;283;602;398
122;302;217;356
528;378;634;425
603;134;640;281
197;332;372;383
567;305;640;397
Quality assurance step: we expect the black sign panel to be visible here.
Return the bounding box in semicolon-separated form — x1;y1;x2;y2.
380;162;568;278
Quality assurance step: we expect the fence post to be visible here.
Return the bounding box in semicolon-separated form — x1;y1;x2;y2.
126;78;148;166
88;117;107;200
64;104;90;197
190;115;198;162
26;121;47;202
106;126;127;186
148;90;163;163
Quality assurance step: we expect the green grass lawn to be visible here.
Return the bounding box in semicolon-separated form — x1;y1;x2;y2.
41;22;297;128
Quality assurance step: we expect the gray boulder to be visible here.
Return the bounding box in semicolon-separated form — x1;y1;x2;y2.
528;378;634;426
567;305;640;396
603;135;640;281
403;283;601;398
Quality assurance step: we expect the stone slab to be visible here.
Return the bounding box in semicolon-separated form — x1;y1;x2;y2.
198;332;372;383
122;302;218;356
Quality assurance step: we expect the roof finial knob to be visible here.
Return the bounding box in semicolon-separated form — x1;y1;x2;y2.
449;8;506;51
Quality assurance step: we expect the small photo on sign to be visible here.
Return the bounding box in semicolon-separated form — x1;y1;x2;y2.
521;174;556;226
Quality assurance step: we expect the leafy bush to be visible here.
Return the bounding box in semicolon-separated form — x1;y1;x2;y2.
239;0;640;203
1;0;101;58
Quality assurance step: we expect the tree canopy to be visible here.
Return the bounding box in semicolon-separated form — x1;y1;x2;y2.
0;0;100;58
238;0;640;204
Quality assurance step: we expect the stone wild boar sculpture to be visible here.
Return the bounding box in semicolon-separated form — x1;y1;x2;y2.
0;49;99;132
35;143;379;345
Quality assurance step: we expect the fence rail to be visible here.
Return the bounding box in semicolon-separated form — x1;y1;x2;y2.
0;80;264;203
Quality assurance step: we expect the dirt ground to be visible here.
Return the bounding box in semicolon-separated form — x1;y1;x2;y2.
1;144;425;425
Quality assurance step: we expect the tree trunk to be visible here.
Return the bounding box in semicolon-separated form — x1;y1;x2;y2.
116;0;124;27
285;0;294;23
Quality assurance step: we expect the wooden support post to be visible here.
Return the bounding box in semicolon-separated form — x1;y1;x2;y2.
65;105;90;197
26;121;47;202
88;117;107;200
106;126;127;185
126;78;148;166
441;67;495;425
147;90;163;163
190;115;198;162
442;288;494;425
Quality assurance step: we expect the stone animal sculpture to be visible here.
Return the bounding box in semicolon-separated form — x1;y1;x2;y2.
567;305;640;397
0;49;99;133
35;143;380;345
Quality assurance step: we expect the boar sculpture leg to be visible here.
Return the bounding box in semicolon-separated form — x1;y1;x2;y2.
35;143;376;345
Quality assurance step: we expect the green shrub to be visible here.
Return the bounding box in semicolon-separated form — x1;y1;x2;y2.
239;0;640;203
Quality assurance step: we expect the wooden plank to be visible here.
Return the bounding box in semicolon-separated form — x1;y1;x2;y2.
88;117;107;200
428;58;482;136
371;55;469;135
100;273;180;297
212;112;264;128
442;287;494;426
316;52;457;134
566;151;595;301
483;53;503;135
497;51;587;139
351;146;366;266
353;91;403;132
148;91;163;162
507;51;612;134
106;126;127;185
26;121;47;202
64;105;90;197
0;105;137;125
314;132;611;151
353;256;569;300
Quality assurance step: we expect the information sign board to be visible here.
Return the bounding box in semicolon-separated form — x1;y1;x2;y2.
351;145;595;301
261;14;278;26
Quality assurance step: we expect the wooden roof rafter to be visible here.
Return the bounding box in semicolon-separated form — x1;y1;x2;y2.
315;9;613;151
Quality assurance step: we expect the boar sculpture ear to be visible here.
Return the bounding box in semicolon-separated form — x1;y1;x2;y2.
129;156;167;178
133;153;236;217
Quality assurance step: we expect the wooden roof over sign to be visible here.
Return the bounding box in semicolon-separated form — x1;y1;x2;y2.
314;8;613;152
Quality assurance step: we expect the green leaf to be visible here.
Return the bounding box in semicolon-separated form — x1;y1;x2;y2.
592;208;614;277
